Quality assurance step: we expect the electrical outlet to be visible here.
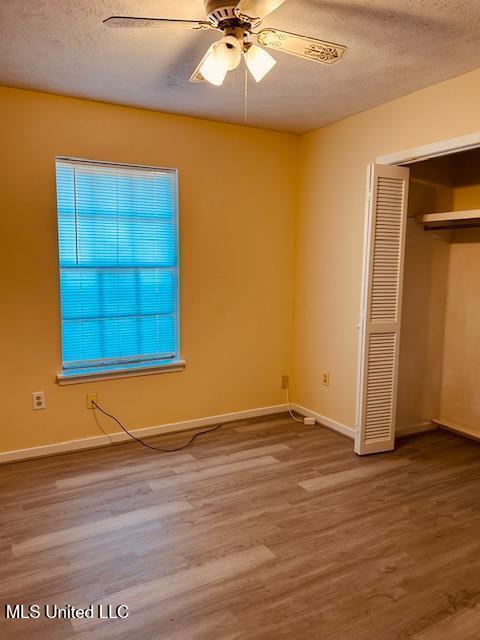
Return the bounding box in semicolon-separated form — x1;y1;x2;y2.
86;393;98;410
32;391;46;410
281;375;289;389
322;372;330;387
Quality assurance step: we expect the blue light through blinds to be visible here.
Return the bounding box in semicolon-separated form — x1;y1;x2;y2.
56;159;179;372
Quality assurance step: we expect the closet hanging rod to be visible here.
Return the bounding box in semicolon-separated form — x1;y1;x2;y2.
422;222;480;231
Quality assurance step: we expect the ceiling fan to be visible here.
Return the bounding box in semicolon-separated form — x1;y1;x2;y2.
104;0;347;86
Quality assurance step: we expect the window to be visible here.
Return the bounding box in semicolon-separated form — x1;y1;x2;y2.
55;158;181;382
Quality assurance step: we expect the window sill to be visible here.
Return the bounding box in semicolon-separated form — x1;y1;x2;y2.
57;360;186;386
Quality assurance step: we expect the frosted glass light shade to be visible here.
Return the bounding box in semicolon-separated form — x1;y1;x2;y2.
199;47;228;86
214;35;242;71
245;44;277;82
199;36;242;86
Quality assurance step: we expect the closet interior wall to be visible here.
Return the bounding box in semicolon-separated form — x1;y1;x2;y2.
397;150;480;438
397;157;453;433
439;149;480;435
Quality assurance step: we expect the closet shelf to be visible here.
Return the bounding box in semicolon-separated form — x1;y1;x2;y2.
416;209;480;230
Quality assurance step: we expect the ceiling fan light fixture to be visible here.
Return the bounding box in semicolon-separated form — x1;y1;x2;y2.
105;1;348;89
199;45;229;86
244;44;277;82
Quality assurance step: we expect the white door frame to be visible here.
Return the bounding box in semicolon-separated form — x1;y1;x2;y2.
355;130;480;451
376;131;480;166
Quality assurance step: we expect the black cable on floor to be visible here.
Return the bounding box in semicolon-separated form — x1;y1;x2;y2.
92;401;225;453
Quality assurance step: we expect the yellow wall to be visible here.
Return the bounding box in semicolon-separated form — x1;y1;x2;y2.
3;64;480;455
294;67;480;429
0;86;298;453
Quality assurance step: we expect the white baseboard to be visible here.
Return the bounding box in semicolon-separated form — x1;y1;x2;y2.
0;404;289;464
290;407;436;442
291;404;355;440
433;417;480;442
396;421;437;438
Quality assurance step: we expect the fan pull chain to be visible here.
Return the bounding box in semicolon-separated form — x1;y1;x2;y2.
244;66;248;123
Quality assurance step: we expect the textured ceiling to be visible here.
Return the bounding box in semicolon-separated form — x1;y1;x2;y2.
1;0;480;133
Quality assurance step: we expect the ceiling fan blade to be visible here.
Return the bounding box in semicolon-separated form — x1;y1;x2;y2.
255;29;347;64
235;0;286;22
189;67;207;84
104;16;212;30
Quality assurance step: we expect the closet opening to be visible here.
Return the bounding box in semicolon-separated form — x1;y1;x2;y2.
399;148;480;444
356;139;480;454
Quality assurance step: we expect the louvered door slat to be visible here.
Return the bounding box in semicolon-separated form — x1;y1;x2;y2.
355;164;409;455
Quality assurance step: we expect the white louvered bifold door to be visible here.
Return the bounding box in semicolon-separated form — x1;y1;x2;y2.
355;164;410;455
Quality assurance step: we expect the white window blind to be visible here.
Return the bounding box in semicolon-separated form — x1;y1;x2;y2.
55;159;179;375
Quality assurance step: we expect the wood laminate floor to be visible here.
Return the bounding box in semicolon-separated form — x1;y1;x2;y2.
1;414;480;639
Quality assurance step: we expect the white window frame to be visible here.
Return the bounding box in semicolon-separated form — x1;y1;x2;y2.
55;157;184;385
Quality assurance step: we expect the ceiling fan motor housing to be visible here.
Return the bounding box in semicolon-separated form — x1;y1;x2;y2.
204;1;248;28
